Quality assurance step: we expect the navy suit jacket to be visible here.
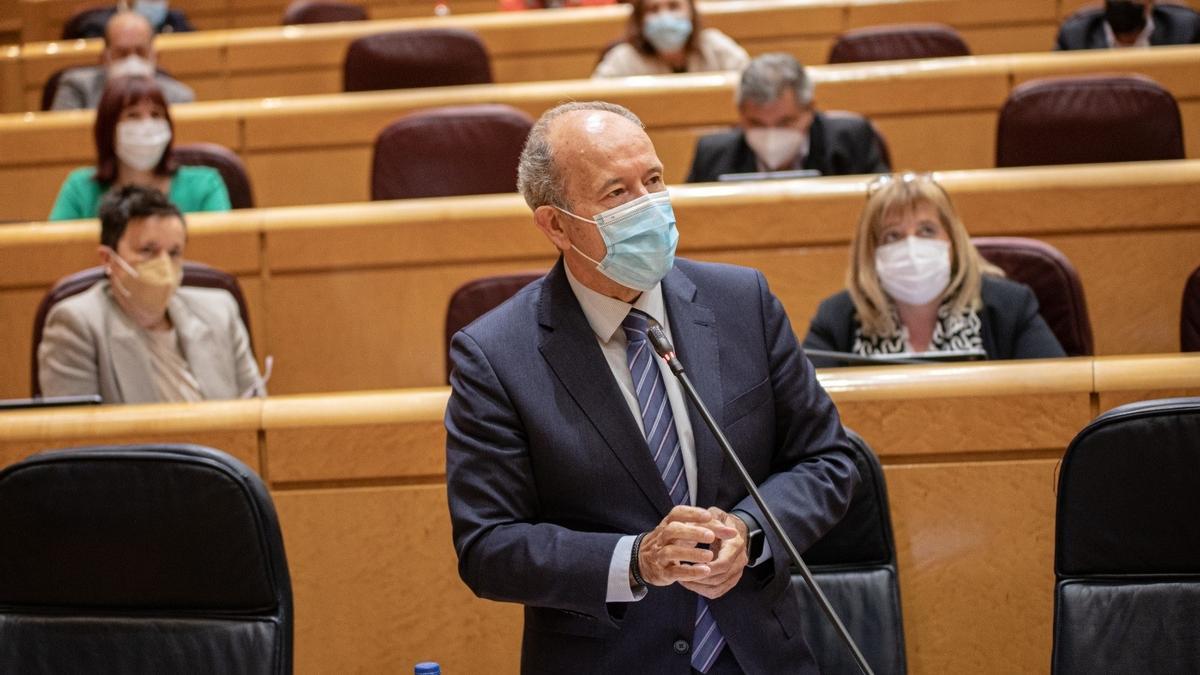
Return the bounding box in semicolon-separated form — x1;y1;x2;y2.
445;257;860;674
802;276;1067;367
1054;5;1200;50
685;112;891;183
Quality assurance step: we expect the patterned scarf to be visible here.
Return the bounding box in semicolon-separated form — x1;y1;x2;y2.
852;303;982;356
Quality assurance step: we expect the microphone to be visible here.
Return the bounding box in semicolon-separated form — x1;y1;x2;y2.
646;324;875;675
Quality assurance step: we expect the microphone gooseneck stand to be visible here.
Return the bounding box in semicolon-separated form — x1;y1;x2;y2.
646;325;875;675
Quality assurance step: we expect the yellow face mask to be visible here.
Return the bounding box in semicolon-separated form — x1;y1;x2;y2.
105;247;184;328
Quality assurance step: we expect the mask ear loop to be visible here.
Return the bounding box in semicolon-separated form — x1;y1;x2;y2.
101;246;138;299
554;206;608;269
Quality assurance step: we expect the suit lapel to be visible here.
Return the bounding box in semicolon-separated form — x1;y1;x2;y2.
171;296;224;399
661;267;725;508
104;288;158;403
537;260;674;515
733;131;760;174
803;112;829;174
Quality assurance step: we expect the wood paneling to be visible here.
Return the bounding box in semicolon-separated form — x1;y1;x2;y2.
5;46;1200;222
1;356;1197;674
2;162;1198;398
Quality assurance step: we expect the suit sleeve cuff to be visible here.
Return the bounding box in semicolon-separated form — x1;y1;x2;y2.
606;535;648;603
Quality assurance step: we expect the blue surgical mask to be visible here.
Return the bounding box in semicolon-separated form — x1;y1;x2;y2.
643;14;693;54
557;191;679;292
134;0;170;28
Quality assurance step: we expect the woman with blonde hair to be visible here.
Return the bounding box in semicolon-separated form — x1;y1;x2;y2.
804;173;1065;367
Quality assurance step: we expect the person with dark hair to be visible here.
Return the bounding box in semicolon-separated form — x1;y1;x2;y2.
1055;0;1200;50
593;0;748;77
38;184;262;403
51;10;194;111
49;75;228;221
687;53;890;183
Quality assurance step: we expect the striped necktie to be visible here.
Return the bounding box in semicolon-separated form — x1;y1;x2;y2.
622;309;726;673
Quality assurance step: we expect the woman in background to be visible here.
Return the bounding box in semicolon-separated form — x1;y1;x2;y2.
804;173;1065;367
593;0;749;77
49;75;229;221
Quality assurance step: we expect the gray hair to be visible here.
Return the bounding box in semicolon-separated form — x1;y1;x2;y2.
735;53;815;109
516;101;644;211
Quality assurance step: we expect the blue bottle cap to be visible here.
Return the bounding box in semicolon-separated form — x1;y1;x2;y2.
414;662;441;675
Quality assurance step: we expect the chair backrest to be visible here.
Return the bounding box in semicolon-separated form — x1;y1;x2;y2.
41;68;68;111
0;443;292;673
343;28;492;92
996;74;1184;167
444;271;545;381
1053;398;1200;674
827;23;970;64
973;237;1094;356
372;103;533;201
793;429;907;675
61;6;115;40
1183;264;1200;351
823;110;893;170
173;142;256;209
282;0;368;25
31;262;254;396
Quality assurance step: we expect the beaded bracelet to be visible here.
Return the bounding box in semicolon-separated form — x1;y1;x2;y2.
630;532;649;588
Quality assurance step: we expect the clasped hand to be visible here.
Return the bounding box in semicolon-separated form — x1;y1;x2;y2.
637;505;749;599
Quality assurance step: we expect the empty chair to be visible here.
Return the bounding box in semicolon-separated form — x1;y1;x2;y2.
1053;398;1200;674
372;104;533;201
794;429;907;675
996;74;1184;167
30;262;254;396
343;28;492;92
444;271;545;381
973;237;1093;357
282;0;368;25
0;443;293;673
828;23;970;64
173;142;256;209
1183;264;1200;351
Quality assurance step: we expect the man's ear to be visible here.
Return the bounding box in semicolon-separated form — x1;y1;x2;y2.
533;205;572;252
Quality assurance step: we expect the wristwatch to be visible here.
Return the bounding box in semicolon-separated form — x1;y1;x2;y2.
733;509;765;563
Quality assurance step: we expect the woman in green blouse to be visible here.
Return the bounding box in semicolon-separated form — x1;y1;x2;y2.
49;75;230;221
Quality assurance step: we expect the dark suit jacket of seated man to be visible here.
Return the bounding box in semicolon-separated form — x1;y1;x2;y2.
1055;1;1200;50
445;100;860;674
685;112;891;183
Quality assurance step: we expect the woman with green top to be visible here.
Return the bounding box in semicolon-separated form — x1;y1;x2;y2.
49;75;230;221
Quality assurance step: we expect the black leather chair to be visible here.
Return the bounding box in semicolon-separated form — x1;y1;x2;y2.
444;271;545;381
31;262;254;396
0;444;293;673
1053;398;1200;674
793;429;907;675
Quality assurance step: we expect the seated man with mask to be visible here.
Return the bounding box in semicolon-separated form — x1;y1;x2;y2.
50;10;194;111
1055;0;1200;50
685;53;890;184
38;185;264;404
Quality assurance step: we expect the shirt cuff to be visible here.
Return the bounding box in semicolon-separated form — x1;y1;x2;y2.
606;534;649;603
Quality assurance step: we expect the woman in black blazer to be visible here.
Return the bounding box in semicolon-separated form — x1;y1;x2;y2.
803;173;1065;367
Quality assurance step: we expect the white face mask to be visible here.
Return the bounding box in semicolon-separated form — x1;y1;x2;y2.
115;118;172;172
107;54;155;80
875;236;951;306
744;127;808;170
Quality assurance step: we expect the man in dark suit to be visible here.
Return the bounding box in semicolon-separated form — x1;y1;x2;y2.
686;53;890;183
445;100;860;674
1055;0;1200;50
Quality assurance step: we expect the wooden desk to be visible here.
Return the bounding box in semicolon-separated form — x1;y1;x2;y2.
6;0;1083;111
3;45;1200;223
2;162;1197;399
1;355;1197;674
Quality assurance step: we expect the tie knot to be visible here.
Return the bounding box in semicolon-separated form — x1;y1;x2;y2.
622;309;653;342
